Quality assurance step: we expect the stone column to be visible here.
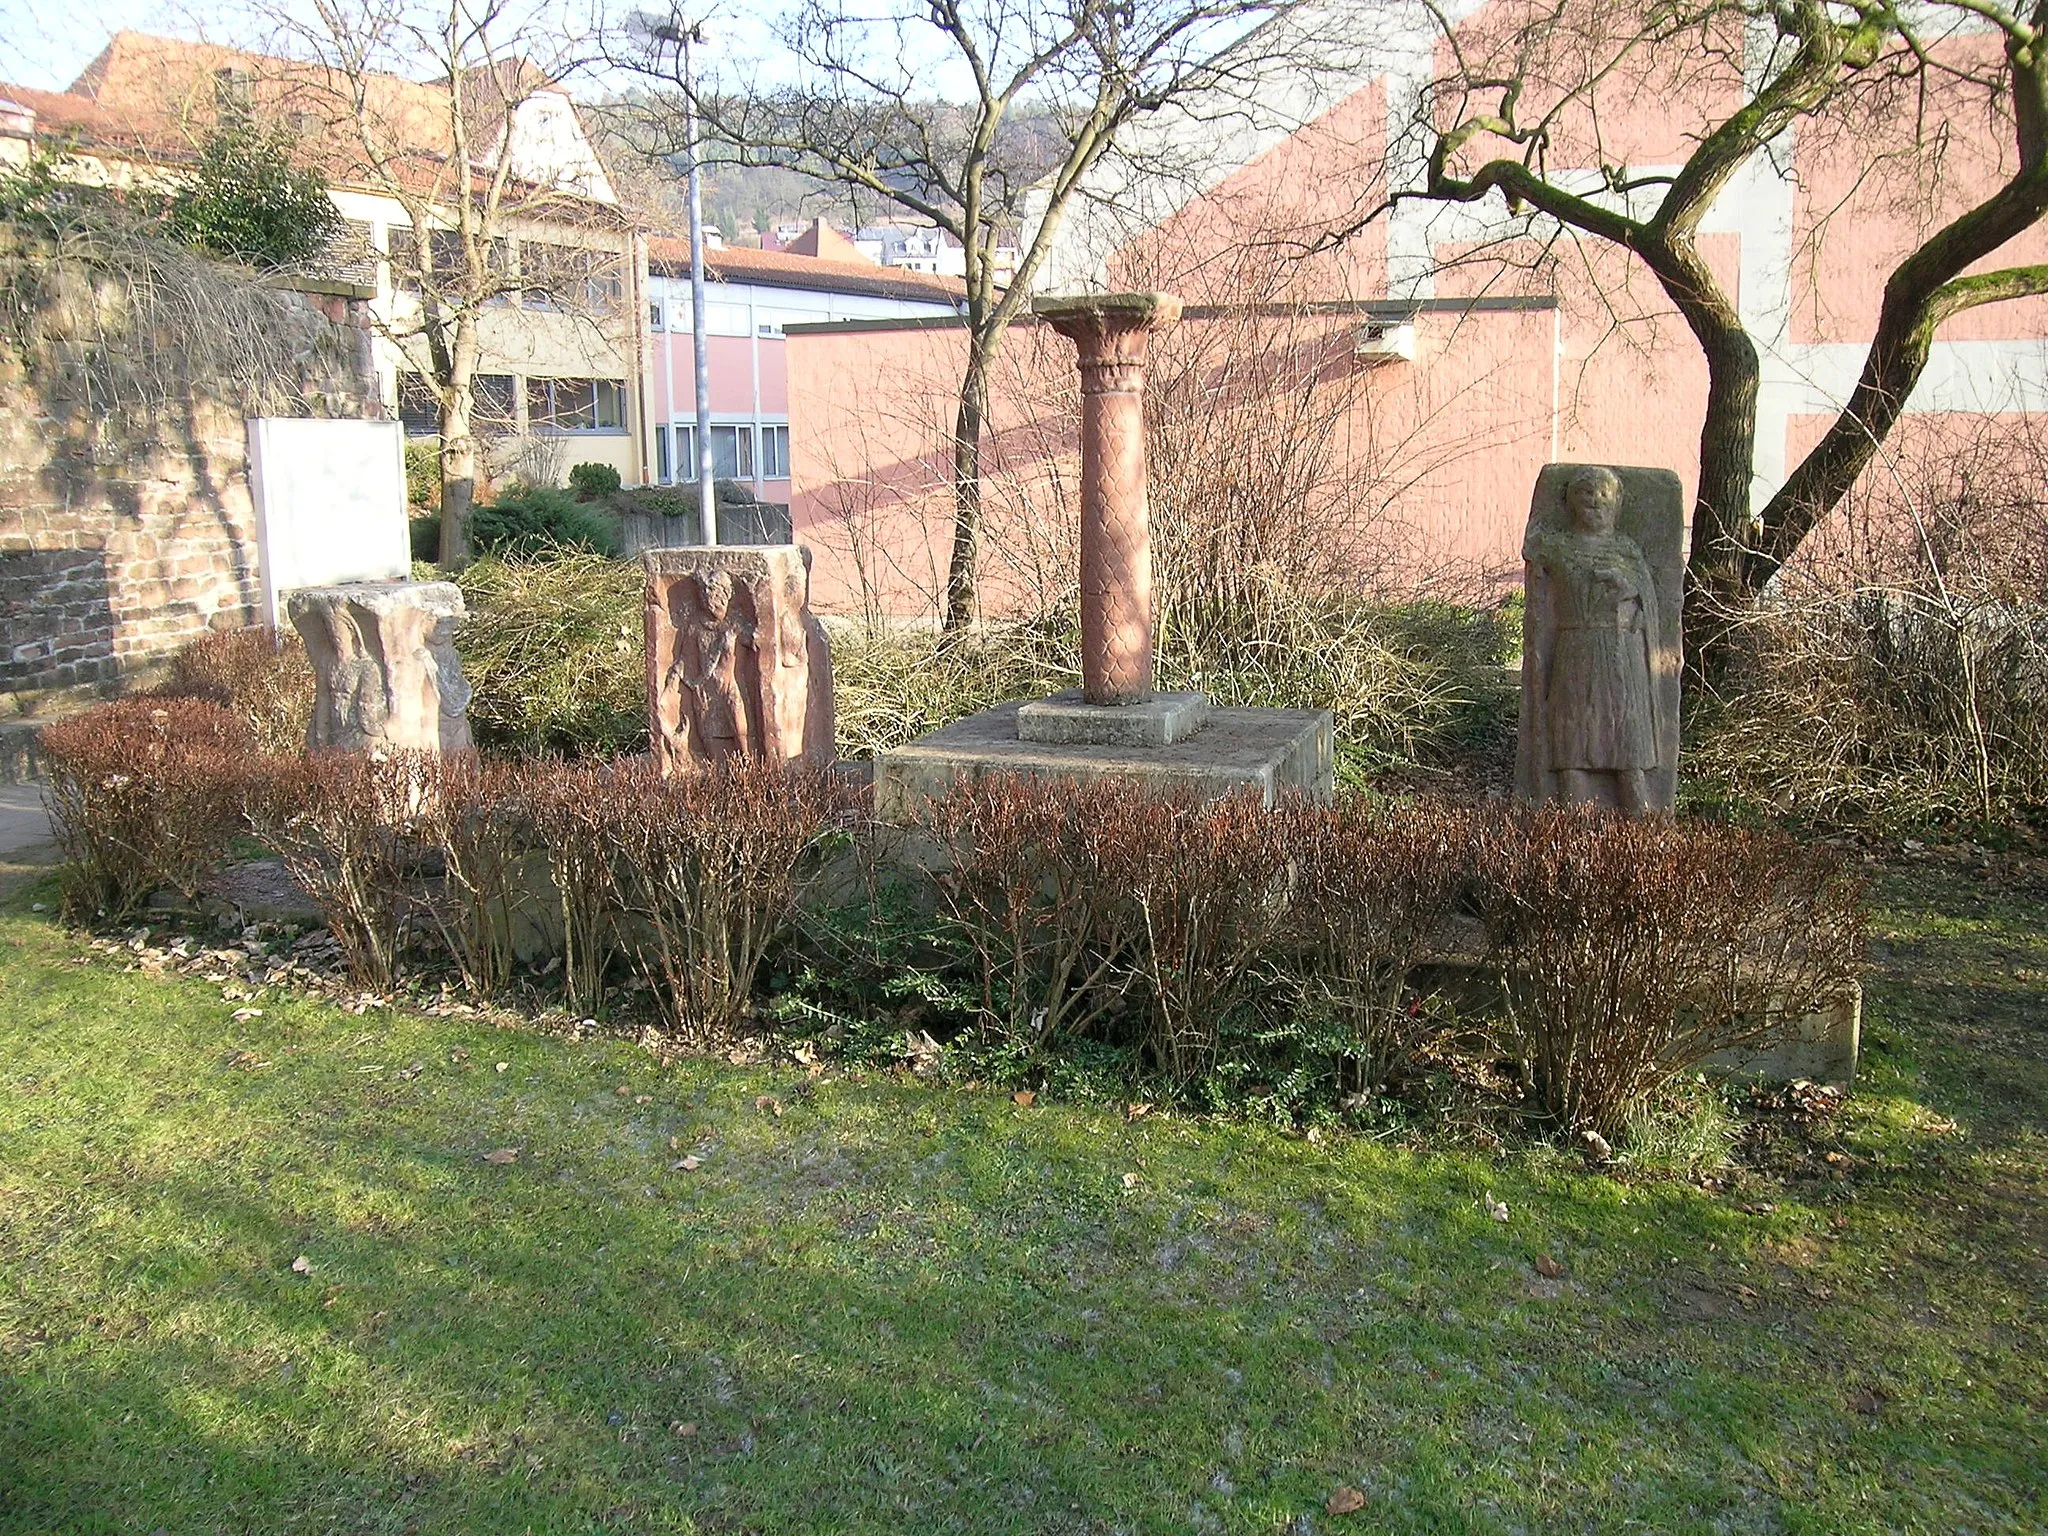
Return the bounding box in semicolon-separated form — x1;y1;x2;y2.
286;580;474;755
1034;292;1182;705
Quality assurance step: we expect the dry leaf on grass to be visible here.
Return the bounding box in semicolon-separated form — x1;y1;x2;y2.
482;1147;521;1165
1534;1253;1564;1278
289;1255;311;1274
755;1095;784;1117
1326;1486;1367;1515
1012;1090;1036;1107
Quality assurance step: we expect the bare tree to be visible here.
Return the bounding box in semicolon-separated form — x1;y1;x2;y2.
1353;0;2048;681
244;0;625;564
621;0;1305;629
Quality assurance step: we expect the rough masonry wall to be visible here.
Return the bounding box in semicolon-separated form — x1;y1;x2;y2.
0;255;380;695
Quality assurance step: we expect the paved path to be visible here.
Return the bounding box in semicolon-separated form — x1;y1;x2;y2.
0;783;59;896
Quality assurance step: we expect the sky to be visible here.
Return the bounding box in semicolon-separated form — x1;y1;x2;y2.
0;0;181;88
0;1;792;95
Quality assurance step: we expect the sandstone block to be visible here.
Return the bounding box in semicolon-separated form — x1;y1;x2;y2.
643;546;834;772
287;581;474;755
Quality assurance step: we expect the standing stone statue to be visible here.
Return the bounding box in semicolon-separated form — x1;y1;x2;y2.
1516;464;1683;813
644;546;835;773
287;581;474;755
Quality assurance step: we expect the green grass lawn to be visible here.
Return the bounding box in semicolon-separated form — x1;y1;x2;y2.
1;858;2044;1534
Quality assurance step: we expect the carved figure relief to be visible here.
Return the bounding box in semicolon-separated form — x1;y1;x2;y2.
1517;464;1683;814
644;546;835;773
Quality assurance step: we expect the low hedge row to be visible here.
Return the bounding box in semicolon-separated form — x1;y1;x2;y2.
38;702;1864;1136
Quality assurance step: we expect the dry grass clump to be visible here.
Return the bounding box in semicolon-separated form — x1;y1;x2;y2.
1155;589;1514;783
455;551;646;756
1691;415;2048;831
829;621;1078;759
162;628;314;754
1690;595;2048;829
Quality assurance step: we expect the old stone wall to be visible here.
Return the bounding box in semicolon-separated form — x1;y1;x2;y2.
0;240;381;696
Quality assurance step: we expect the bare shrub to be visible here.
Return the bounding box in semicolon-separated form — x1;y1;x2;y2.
1291;795;1481;1092
1473;809;1863;1138
40;698;255;919
416;756;527;999
1102;789;1297;1085
523;758;623;1014
162;628;315;755
923;774;1147;1051
1697;415;2048;828
604;758;851;1041
256;751;436;990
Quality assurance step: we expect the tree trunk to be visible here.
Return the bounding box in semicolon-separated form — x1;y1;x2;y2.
1680;322;1762;689
436;319;480;569
943;329;996;633
1642;233;1762;691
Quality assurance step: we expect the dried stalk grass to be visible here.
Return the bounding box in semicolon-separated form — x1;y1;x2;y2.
1692;414;2048;830
455;552;647;757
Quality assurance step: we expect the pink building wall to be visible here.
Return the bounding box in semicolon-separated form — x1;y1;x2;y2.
789;7;2048;620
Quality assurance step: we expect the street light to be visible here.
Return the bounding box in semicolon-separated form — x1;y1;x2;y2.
655;17;716;547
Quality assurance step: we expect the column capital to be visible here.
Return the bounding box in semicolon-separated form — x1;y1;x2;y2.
1033;291;1182;371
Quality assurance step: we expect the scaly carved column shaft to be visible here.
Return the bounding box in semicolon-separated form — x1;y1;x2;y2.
1036;293;1181;705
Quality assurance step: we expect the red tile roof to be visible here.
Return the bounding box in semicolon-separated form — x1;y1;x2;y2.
648;237;966;303
1;31;619;215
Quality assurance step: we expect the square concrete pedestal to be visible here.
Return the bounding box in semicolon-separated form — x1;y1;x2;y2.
874;698;1334;821
1016;689;1210;747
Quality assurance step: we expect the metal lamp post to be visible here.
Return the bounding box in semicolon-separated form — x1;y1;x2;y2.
678;22;716;546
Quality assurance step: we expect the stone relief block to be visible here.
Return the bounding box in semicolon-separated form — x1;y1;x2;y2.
287;580;474;755
1516;463;1684;814
643;545;835;773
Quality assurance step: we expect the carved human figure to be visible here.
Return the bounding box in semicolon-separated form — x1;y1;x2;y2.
1521;465;1675;814
288;581;474;756
681;568;754;760
642;546;834;772
799;546;836;763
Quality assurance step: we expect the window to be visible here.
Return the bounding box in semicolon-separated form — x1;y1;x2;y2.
654;423;671;483
386;228;507;296
397;372;439;436
759;424;790;479
710;423;753;479
386;225;416;293
672;423;698;480
649;299;666;331
703;302;750;336
473;373;516;432
528;377;626;433
396;372;515;438
522;242;623;311
330;219;378;288
214;67;253;116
